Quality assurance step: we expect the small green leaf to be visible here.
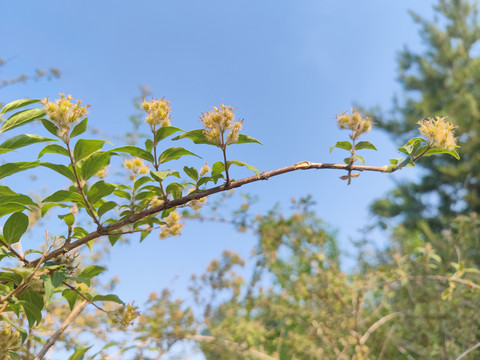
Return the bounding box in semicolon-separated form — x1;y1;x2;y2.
41;119;59;137
0;108;45;133
158;147;200;164
329;141;352;153
212;162;225;176
166;182;183;199
58;213;75;227
92;294;124;304
231;134;262;145
68;346;92;360
98;201;118;218
172;129;216;145
150;170;170;182
86;181;116;204
154;126;184;144
81;151;113;180
352;155;365;164
227;160;260;177
0;161;40;180
0;99;41;115
74;139;105;162
43;190;84;204
145;139;154;152
422;147;460;160
42;274;54;305
0;134;55;152
3;212;29;245
18;289;44;327
184;166;199;181
40;162;76;182
79;265;106;279
62;288;78;310
134;176;152;188
70;118;88;138
355;141;377;151
38;144;69;159
111;146;154;163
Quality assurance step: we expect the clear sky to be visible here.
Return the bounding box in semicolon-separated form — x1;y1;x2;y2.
2;0;437;357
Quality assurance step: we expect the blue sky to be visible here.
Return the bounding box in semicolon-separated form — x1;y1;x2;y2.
2;0;437;357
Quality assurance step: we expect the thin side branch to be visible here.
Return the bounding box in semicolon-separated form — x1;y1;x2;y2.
34;299;89;360
30;160;391;266
189;334;278;360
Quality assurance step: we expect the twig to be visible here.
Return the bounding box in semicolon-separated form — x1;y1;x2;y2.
359;312;402;345
34;299;89;360
189;334;278;360
456;342;480;360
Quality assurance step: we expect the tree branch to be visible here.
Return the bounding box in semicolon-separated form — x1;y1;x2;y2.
30;160;391;266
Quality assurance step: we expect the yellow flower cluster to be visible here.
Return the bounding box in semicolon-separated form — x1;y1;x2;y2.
124;157;150;180
142;97;171;128
110;302;140;327
42;94;89;141
0;326;22;359
201;105;243;147
335;109;372;138
159;210;184;239
417;116;458;150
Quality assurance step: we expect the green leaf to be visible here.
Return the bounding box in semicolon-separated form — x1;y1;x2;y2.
232;134;263;145
39;162;76;182
3;212;29;245
329;141;352;153
79;265;106;279
98;201;118;218
109;234;121;246
70;118;88;138
92;294;124;304
87;181;116;204
68;346;92;360
399;137;425;155
154;126;184;144
74;139;105;162
62;289;78;310
422;147;460;160
0;134;55;153
145;139;154;152
227;160;260;177
150;170;170;182
43;190;84;203
166;182;183;199
38;144;69;159
0;99;41;115
172;129;217;145
41;119;59;137
158;146;200;164
352;155;365;164
81;151;113;180
42;274;54;305
212;161;225;176
0;204;27;218
0;108;45;133
134;176;152;188
18;289;44;327
0;186;38;207
58;213;75;227
0;161;40;180
184;166;199;181
110;146;154;163
355;141;377;151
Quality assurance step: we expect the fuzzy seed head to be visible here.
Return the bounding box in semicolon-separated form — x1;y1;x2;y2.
124;157;150;180
417;116;458;150
335;109;372;138
201;105;243;146
160;210;184;239
142;97;171;128
199;162;210;177
41;94;90;142
0;326;22;358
